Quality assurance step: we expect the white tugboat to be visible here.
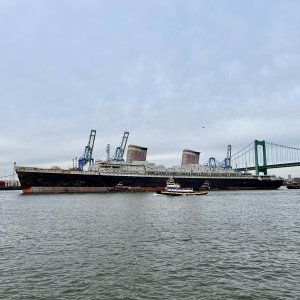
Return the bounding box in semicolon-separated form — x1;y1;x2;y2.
157;178;208;196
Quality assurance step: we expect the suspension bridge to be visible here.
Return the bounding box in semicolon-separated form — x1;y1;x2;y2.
230;140;300;175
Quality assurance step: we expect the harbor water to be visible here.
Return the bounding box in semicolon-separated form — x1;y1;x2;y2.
0;189;299;299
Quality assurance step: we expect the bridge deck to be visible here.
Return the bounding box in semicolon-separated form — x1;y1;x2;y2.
237;162;300;172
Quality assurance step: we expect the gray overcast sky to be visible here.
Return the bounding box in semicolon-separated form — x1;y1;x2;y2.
1;0;300;178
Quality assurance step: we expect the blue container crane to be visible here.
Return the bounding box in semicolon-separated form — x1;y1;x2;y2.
220;145;232;168
78;130;96;171
205;145;232;169
112;131;129;161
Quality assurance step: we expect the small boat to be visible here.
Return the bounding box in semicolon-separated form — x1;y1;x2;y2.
201;180;210;191
157;178;208;196
286;181;300;189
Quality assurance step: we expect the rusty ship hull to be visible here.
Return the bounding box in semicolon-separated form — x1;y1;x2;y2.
16;166;283;194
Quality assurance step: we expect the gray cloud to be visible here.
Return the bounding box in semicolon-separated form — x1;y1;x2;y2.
1;0;300;178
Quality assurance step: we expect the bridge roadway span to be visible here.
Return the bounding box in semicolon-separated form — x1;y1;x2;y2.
237;162;300;172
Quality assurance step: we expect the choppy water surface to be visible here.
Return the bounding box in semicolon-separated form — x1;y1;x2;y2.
0;189;299;299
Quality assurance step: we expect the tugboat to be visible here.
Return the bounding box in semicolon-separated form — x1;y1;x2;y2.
286;180;300;189
157;178;208;196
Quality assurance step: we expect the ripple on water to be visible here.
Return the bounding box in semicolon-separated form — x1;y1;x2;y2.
0;190;299;299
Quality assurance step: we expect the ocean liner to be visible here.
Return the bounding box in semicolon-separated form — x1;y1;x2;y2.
15;131;283;194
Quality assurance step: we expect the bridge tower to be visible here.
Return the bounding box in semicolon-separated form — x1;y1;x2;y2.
254;140;267;175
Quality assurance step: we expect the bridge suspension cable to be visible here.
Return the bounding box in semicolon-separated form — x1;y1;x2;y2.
231;142;255;170
265;142;300;165
231;140;300;174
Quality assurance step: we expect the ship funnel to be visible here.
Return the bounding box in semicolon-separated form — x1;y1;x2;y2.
181;149;200;166
126;145;148;163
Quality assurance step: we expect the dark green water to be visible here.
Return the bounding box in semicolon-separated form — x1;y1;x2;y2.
0;189;299;299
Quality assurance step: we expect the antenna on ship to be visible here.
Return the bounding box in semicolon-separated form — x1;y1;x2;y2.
112;131;129;162
78;130;96;171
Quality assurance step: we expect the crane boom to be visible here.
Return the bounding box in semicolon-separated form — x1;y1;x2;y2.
78;129;96;171
112;131;129;161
